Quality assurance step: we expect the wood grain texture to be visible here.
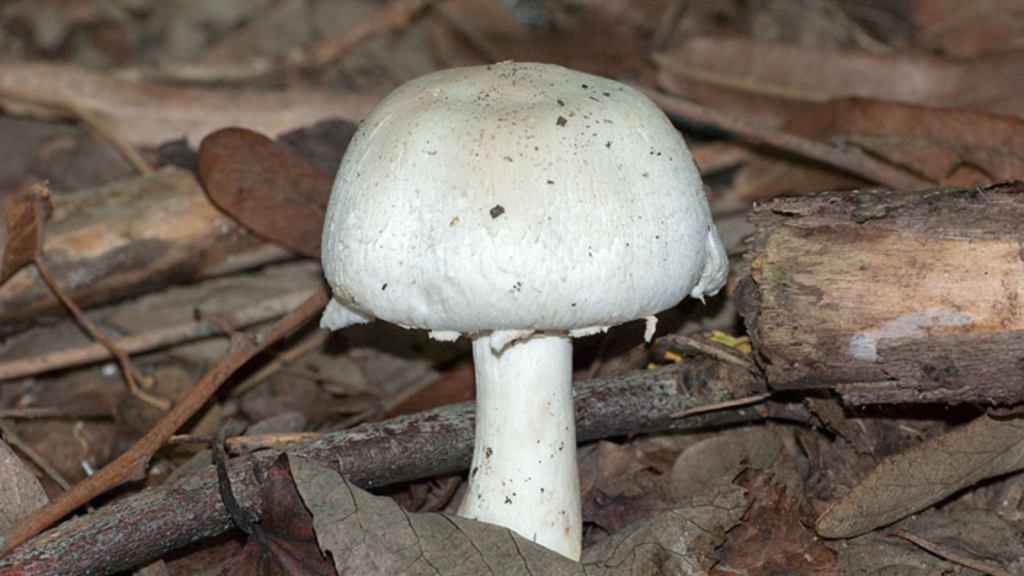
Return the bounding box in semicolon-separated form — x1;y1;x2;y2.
0;168;290;331
737;181;1024;404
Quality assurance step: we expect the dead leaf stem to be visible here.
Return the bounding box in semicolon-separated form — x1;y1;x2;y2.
34;257;170;412
0;288;329;558
673;393;772;418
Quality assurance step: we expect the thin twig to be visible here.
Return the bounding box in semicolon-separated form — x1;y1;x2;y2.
673;393;771;418
34;257;170;412
651;0;690;50
0;289;313;383
0;288;329;557
0;405;113;420
659;333;757;371
887;529;1016;576
168;432;320;456
0;420;74;493
288;0;429;70
0;86;151;175
640;87;931;190
231;326;330;396
428;0;507;62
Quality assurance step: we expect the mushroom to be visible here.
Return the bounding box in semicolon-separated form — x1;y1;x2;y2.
320;62;728;560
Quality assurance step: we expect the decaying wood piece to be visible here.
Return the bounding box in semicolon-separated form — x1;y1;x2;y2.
737;181;1024;404
0;355;777;575
0;168;290;331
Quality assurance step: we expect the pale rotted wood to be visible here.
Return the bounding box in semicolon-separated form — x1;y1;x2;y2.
0;355;778;575
0;168;290;332
737;181;1024;405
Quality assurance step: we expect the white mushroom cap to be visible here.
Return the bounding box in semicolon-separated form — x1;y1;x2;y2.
321;62;727;344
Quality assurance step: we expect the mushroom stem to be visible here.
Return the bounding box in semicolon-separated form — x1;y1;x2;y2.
459;333;581;560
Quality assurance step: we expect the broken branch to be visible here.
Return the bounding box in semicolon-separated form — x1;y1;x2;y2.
0;353;782;574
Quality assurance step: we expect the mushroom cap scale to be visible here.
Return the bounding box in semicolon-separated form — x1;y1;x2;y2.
321;62;727;337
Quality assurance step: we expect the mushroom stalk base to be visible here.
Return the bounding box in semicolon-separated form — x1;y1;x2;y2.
459;333;581;560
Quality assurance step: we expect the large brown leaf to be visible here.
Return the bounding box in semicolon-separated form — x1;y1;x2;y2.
817;414;1024;539
291;454;746;575
198;127;335;259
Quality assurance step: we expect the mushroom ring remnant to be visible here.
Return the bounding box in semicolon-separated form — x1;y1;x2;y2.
319;62;728;560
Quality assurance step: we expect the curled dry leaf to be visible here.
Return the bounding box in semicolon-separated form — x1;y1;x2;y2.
198;128;335;259
0;183;50;285
816;414;1024;539
0;438;48;533
216;454;334;576
290;454;747;575
730;98;1024;200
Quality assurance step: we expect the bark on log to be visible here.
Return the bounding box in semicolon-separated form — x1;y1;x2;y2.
737;181;1024;405
0;167;290;332
0;356;774;575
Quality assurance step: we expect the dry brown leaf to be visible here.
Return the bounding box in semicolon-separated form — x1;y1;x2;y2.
580;441;676;536
0;438;48;533
0;183;50;285
898;509;1024;574
0;62;380;147
712;471;837;575
670;427;782;500
730;97;1024;200
835;531;960;574
908;0;1024;57
655;36;1024;123
291;454;746;575
198;127;335;259
216;454;334;576
816;414;1024;539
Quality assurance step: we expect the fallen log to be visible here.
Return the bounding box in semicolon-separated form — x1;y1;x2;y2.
0;168;290;332
737;181;1024;405
0;355;780;575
